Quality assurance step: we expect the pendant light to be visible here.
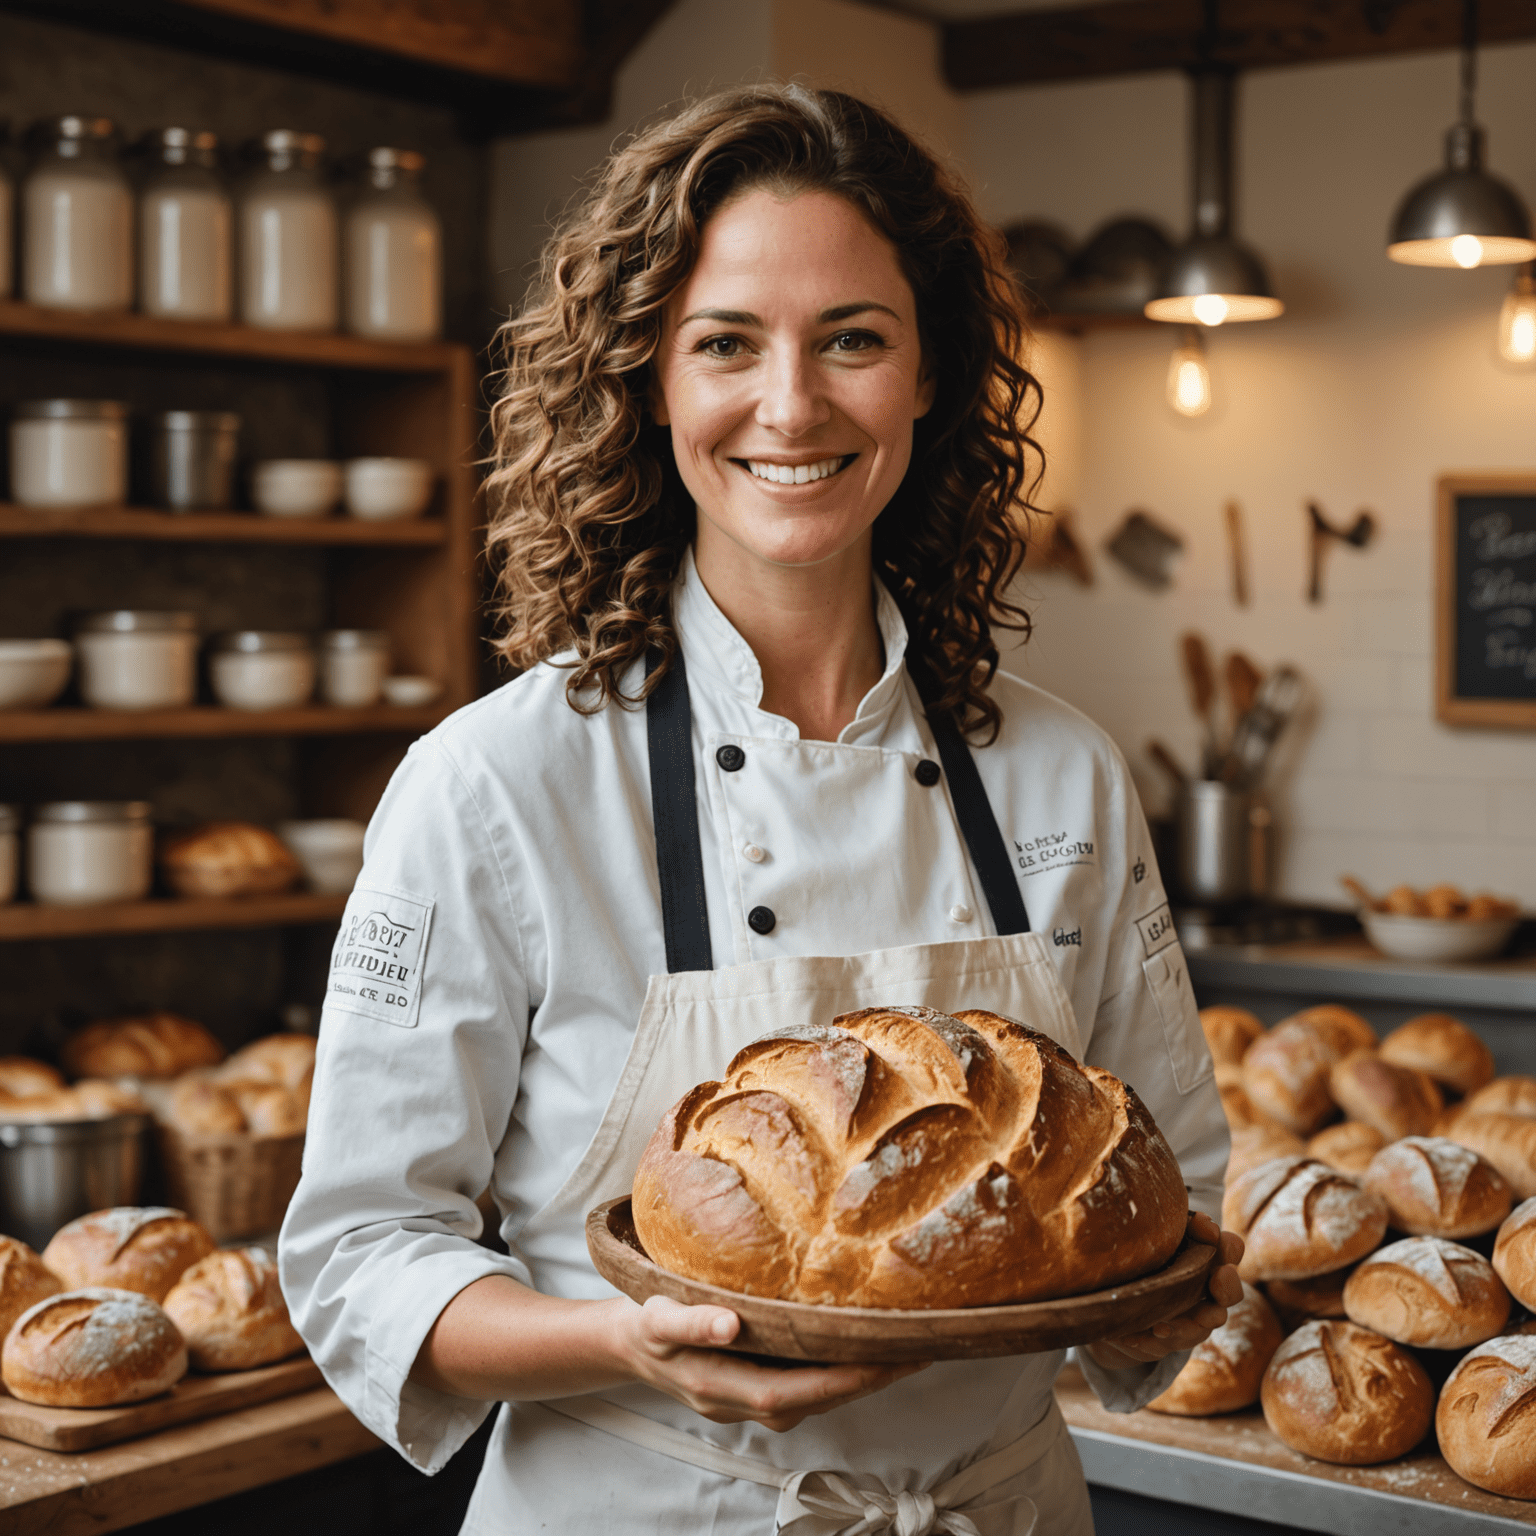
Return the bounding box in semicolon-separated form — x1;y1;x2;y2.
1498;263;1536;362
1387;0;1535;268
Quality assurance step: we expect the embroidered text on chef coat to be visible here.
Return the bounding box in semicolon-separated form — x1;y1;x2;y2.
326;884;434;1028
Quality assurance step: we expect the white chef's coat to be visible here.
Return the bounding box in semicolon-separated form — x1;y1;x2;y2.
280;549;1228;1521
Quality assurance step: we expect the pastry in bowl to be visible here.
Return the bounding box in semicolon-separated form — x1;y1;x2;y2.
633;1006;1188;1309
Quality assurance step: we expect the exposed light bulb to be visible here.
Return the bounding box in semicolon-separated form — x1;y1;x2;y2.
1192;293;1230;326
1498;264;1536;362
1167;328;1212;416
1451;233;1485;268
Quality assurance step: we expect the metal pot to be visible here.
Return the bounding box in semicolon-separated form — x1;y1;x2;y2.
151;410;241;512
1176;781;1272;906
0;1113;147;1250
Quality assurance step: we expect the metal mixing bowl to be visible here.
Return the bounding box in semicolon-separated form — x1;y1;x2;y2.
0;1114;148;1251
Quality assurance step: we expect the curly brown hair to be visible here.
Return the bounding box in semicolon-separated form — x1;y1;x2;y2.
486;82;1042;740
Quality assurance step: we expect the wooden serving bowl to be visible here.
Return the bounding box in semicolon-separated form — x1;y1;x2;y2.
586;1196;1218;1363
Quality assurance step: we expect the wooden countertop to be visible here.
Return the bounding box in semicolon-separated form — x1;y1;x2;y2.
0;1386;377;1535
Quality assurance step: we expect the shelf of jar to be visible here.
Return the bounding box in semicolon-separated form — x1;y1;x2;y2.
0;298;466;373
0;703;450;743
0;502;447;546
0;891;349;943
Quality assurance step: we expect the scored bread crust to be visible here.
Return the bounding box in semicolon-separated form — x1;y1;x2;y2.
1437;1335;1536;1499
42;1207;215;1302
1;1287;187;1407
62;1013;224;1081
1378;1015;1495;1098
162;1248;304;1371
1200;1007;1264;1068
1223;1156;1388;1281
1328;1052;1442;1141
0;1237;63;1341
1443;1112;1536;1200
1148;1283;1283;1416
632;1006;1189;1309
1342;1237;1510;1350
1242;1008;1375;1138
1361;1136;1511;1237
1307;1121;1386;1177
1464;1076;1536;1120
1493;1197;1536;1311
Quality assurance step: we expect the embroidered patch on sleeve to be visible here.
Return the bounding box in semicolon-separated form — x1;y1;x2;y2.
326;885;434;1028
1135;902;1178;958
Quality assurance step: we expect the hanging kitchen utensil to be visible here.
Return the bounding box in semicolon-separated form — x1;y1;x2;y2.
1106;510;1183;589
1146;738;1188;793
1224;651;1263;731
1221;665;1302;787
1225;499;1250;606
1028;510;1093;585
1307;501;1375;604
1180;632;1219;775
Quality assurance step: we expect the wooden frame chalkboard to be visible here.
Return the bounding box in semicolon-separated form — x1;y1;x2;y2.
1437;474;1536;728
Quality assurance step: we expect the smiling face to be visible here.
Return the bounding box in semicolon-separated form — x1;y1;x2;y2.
652;188;935;576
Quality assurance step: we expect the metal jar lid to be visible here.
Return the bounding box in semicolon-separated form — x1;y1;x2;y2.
33;115;116;151
33;801;153;824
15;399;130;422
321;629;389;651
154;410;241;434
141;127;219;169
0;805;18;834
212;631;313;653
76;611;198;634
253;130;324;171
364;146;425;188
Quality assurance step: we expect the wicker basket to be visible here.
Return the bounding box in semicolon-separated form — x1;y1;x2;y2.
156;1124;304;1241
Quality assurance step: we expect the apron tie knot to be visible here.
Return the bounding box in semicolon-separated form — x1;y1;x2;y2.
778;1470;983;1536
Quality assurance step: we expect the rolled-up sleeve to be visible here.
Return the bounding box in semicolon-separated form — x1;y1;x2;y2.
279;735;532;1473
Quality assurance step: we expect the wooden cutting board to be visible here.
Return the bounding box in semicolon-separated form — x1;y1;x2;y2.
0;1354;322;1452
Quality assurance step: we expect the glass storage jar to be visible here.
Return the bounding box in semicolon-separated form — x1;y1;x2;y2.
138;128;231;322
209;631;316;710
152;410;241;511
0;805;18;905
239;131;336;331
23;115;132;311
75;611;199;710
28;801;153;906
320;629;389;707
344;147;441;341
10;399;129;508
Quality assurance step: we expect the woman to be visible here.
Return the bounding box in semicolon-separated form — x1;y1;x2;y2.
281;84;1241;1535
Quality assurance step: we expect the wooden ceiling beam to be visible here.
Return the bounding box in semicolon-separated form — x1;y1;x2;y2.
943;0;1536;92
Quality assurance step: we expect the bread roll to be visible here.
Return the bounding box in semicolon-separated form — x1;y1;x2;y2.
1242;1007;1375;1137
1217;1069;1266;1132
1289;1005;1377;1051
1464;1076;1536;1120
0;1080;146;1123
1147;1283;1283;1416
1307;1121;1386;1177
1361;1135;1511;1237
1200;1007;1264;1068
1378;1015;1495;1098
63;1013;224;1081
1436;1335;1536;1499
0;1057;66;1098
42;1207;215;1301
162;1247;303;1371
160;821;300;899
633;1005;1189;1307
2;1287;186;1407
1342;1237;1510;1349
1265;1267;1352;1330
0;1236;62;1340
1444;1112;1536;1199
1223;1157;1388;1281
167;1076;246;1134
1260;1319;1433;1465
219;1033;316;1091
1492;1196;1536;1310
1227;1122;1307;1184
231;1084;306;1138
1328;1051;1442;1141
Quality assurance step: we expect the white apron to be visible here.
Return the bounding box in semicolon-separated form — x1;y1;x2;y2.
480;651;1097;1536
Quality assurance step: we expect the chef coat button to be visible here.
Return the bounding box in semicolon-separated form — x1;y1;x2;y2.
949;904;973;923
716;744;746;772
748;905;777;934
914;759;941;786
743;843;766;863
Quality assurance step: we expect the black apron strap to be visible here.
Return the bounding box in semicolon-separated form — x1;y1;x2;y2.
645;648;714;974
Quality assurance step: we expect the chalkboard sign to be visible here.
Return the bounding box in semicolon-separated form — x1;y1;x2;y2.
1437;474;1536;728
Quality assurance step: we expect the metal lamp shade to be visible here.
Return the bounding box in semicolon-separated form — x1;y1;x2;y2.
1145;236;1284;323
1388;127;1535;267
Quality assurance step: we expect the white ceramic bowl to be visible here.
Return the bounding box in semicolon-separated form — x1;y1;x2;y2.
1360;909;1520;964
278;819;367;894
344;458;434;521
0;639;73;709
381;674;443;708
252;459;343;519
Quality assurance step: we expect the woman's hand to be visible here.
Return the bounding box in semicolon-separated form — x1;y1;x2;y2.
1082;1212;1244;1371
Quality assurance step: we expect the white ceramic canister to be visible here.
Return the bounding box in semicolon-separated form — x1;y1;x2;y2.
0;805;18;904
10;399;129;509
239;131;336;331
344;148;441;341
28;801;153;906
209;631;316;710
319;629;388;707
75;611;199;710
22;115;132;311
138;128;231;322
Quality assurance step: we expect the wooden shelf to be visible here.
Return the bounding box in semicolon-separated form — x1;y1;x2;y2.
0;892;348;942
0;704;450;743
0;503;447;545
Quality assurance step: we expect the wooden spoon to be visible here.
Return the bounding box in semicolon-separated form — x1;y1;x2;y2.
1225;652;1263;725
1180;632;1217;775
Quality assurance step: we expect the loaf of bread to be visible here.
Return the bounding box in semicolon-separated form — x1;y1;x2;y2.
160;821;301;899
1443;1112;1536;1199
63;1013;224;1081
1200;1007;1264;1067
42;1207;215;1302
633;1005;1190;1307
218;1033;316;1092
1223;1157;1388;1281
165;1074;306;1137
1147;1283;1283;1416
0;1236;62;1340
1360;1135;1511;1237
1217;1066;1266;1131
1492;1196;1536;1310
1464;1075;1536;1120
1378;1015;1494;1098
162;1247;303;1371
1261;1319;1434;1465
1328;1051;1442;1140
1227;1122;1307;1184
1342;1237;1510;1349
1436;1335;1536;1499
1;1288;187;1407
1242;1006;1376;1136
0;1057;66;1098
1307;1121;1386;1177
0;1079;145;1123
1265;1267;1351;1330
